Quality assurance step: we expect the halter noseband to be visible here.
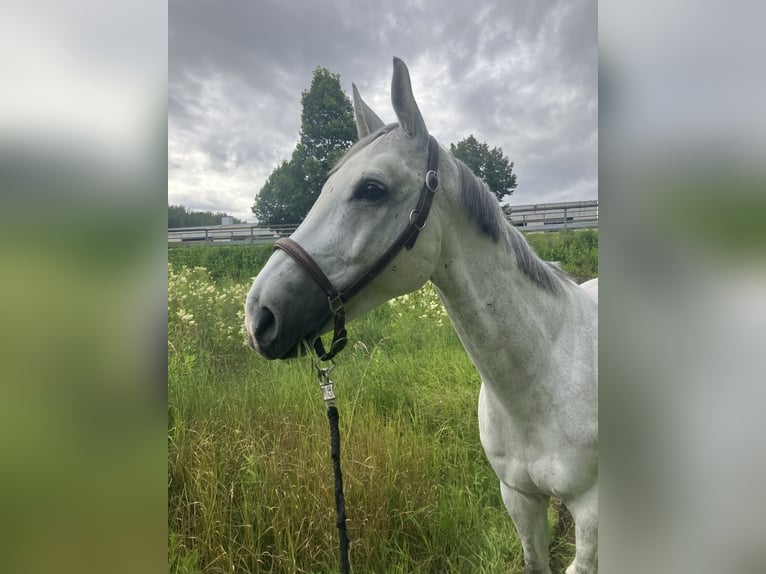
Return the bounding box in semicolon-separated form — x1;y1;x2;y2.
274;135;440;361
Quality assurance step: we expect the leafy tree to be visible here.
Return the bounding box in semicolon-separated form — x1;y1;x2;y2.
253;67;356;224
298;68;357;161
450;135;517;202
250;160;301;225
168;205;243;228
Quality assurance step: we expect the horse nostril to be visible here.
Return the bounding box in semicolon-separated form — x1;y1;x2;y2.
254;305;276;340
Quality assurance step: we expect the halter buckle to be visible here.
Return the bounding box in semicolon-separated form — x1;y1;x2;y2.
425;170;439;193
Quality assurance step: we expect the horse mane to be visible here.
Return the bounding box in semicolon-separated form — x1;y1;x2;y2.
453;158;567;295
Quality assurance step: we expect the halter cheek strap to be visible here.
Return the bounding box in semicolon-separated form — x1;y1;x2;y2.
273;135;440;361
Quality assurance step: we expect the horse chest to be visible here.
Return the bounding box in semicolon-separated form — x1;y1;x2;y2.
477;382;593;497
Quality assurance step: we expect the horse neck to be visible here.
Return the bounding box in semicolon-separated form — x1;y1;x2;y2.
430;191;571;389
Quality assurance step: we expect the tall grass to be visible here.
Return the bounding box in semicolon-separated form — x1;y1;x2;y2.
525;229;598;281
169;230;596;573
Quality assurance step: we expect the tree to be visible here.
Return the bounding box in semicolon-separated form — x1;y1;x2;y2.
449;135;517;202
251;160;301;225
253;67;356;224
168;205;243;228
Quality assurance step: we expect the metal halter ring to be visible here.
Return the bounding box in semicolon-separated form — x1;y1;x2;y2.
328;294;344;315
425;170;439;193
315;361;336;378
409;209;427;231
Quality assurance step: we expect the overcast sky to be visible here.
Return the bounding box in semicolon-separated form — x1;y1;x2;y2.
169;0;597;222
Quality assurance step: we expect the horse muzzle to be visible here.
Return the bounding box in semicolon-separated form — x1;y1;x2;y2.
245;301;295;360
245;275;329;361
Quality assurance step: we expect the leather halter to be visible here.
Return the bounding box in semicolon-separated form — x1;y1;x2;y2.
274;135;440;361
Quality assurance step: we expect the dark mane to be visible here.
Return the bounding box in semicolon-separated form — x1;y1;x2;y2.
454;158;567;295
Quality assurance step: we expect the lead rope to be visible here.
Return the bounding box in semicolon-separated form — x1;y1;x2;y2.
316;362;351;574
277;137;440;572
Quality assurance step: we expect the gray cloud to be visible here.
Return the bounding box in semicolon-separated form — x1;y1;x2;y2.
169;0;596;221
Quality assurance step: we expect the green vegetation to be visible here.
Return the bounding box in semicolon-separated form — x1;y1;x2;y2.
169;204;244;228
168;245;274;283
168;230;597;573
526;229;599;282
450;135;517;202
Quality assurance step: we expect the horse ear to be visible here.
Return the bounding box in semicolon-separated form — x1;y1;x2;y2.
391;57;428;143
352;83;385;140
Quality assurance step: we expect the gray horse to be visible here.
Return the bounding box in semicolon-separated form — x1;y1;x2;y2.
246;58;598;574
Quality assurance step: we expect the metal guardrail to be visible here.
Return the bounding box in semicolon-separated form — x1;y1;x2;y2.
168;223;300;246
168;200;597;246
506;199;598;232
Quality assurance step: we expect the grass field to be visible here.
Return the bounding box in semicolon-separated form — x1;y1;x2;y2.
168;230;597;573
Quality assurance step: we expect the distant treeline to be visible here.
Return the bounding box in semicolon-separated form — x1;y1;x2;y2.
168;205;244;228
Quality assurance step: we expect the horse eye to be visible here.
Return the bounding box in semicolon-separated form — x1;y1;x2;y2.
354;180;387;201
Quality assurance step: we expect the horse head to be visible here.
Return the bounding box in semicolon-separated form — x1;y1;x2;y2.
245;58;446;359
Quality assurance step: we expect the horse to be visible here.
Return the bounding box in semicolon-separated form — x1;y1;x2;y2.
245;57;598;574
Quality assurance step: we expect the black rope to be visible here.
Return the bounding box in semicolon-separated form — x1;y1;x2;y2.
327;404;350;574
